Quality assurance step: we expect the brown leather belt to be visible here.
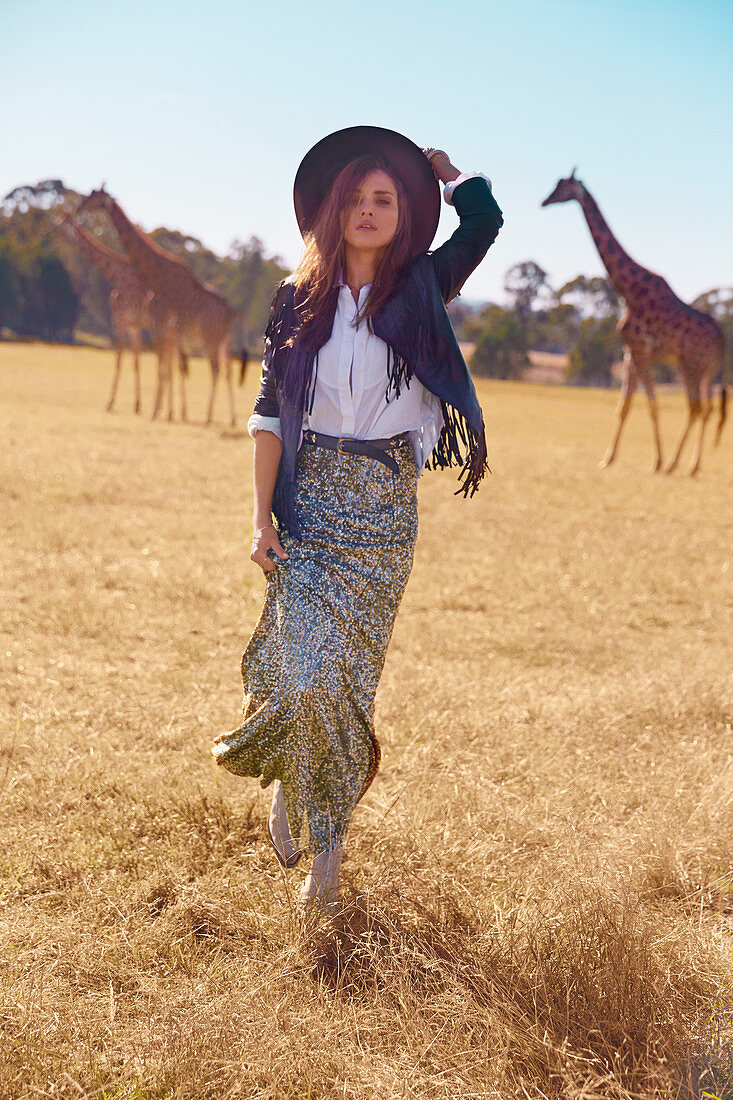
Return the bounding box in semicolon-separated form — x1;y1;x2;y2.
302;430;410;475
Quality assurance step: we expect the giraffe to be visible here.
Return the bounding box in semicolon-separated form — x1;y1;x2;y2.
75;188;238;426
542;172;726;475
60;214;191;420
59;213;148;414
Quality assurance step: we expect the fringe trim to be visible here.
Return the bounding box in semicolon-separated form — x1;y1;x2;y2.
426;401;490;497
264;281;317;411
385;345;413;402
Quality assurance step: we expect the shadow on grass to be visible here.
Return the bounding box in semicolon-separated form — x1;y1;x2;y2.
297;876;732;1100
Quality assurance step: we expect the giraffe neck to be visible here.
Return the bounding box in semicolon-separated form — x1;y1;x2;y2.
106;198;180;286
67;220;134;286
577;185;648;299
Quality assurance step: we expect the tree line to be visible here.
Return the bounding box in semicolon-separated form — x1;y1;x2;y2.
0;180;288;350
1;182;730;387
449;260;732;386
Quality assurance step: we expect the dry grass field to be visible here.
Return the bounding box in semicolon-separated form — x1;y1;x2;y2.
1;343;732;1099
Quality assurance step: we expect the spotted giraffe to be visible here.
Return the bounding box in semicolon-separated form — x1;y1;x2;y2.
543;172;726;475
59;214;189;418
76;188;238;426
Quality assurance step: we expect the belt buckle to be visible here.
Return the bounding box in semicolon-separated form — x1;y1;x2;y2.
337;437;348;454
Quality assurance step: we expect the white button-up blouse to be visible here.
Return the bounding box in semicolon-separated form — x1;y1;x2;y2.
248;171;491;472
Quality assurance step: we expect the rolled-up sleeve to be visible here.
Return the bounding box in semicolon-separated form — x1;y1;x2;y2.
443;171;493;205
248;414;282;439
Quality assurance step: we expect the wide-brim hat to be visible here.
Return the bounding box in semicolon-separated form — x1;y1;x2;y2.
293;125;441;257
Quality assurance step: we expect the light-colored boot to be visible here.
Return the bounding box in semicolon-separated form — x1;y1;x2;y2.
300;849;343;912
267;780;301;868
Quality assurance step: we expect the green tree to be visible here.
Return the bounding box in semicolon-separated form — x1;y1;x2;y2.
530;301;579;353
0;236;20;330
470;305;529;379
35;251;79;340
504;261;549;324
11;243;79;341
2;179;68;214
557;274;620;319
566;315;622;386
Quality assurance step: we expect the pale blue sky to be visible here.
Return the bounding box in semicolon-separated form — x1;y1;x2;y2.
3;0;731;304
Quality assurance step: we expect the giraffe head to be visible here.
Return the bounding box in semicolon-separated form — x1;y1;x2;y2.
541;170;584;207
76;184;113;216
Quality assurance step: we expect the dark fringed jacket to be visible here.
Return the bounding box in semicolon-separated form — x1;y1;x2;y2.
254;176;504;538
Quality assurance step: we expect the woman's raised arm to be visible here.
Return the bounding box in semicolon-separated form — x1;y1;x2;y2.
424;149;503;303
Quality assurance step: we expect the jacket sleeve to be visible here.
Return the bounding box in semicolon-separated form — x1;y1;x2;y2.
252;281;292;418
252;358;279;418
428;176;503;303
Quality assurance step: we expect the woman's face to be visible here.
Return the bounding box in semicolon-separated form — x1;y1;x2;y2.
342;169;400;254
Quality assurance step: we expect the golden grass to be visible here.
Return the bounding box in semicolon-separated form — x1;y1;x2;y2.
1;343;732;1099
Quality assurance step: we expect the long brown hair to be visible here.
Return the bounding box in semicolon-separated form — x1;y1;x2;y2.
291;155;414;350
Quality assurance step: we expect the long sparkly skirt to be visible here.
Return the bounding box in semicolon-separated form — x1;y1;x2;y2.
212;441;418;853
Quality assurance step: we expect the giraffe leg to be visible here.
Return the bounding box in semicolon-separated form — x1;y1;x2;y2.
599;393;634;468
166;330;177;421
666;399;701;474
107;294;123;413
225;346;236;428
178;348;188;422
600;351;638;468
152;333;173;421
107;344;123;412
132;330;142;415
688;401;712;476
639;372;663;472
647;400;662;472
206;350;220;426
151;351;164;420
687;380;713;476
166;353;174;421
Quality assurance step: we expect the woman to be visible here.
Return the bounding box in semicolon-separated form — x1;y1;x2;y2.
213;126;503;911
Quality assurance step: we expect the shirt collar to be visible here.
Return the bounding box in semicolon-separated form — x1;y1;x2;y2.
336;273;372;292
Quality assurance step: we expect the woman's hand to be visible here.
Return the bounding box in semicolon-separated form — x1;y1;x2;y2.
250;523;289;574
423;148;460;186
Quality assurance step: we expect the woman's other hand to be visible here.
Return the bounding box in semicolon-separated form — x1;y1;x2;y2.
423;148;460;185
251;524;289;574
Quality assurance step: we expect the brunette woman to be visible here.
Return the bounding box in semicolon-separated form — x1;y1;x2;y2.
213;127;503;911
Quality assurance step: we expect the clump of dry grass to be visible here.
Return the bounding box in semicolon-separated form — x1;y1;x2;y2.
1;345;731;1098
304;871;723;1098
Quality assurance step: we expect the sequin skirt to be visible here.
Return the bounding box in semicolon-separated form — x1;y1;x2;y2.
212;441;418;853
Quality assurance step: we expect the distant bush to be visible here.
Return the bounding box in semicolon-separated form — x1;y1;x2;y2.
566;315;622;386
0;234;79;342
470;305;529;379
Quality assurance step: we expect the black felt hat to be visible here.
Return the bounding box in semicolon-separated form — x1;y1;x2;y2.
293;125;441;257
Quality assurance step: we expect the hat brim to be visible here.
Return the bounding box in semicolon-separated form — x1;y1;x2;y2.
293;125;440;258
